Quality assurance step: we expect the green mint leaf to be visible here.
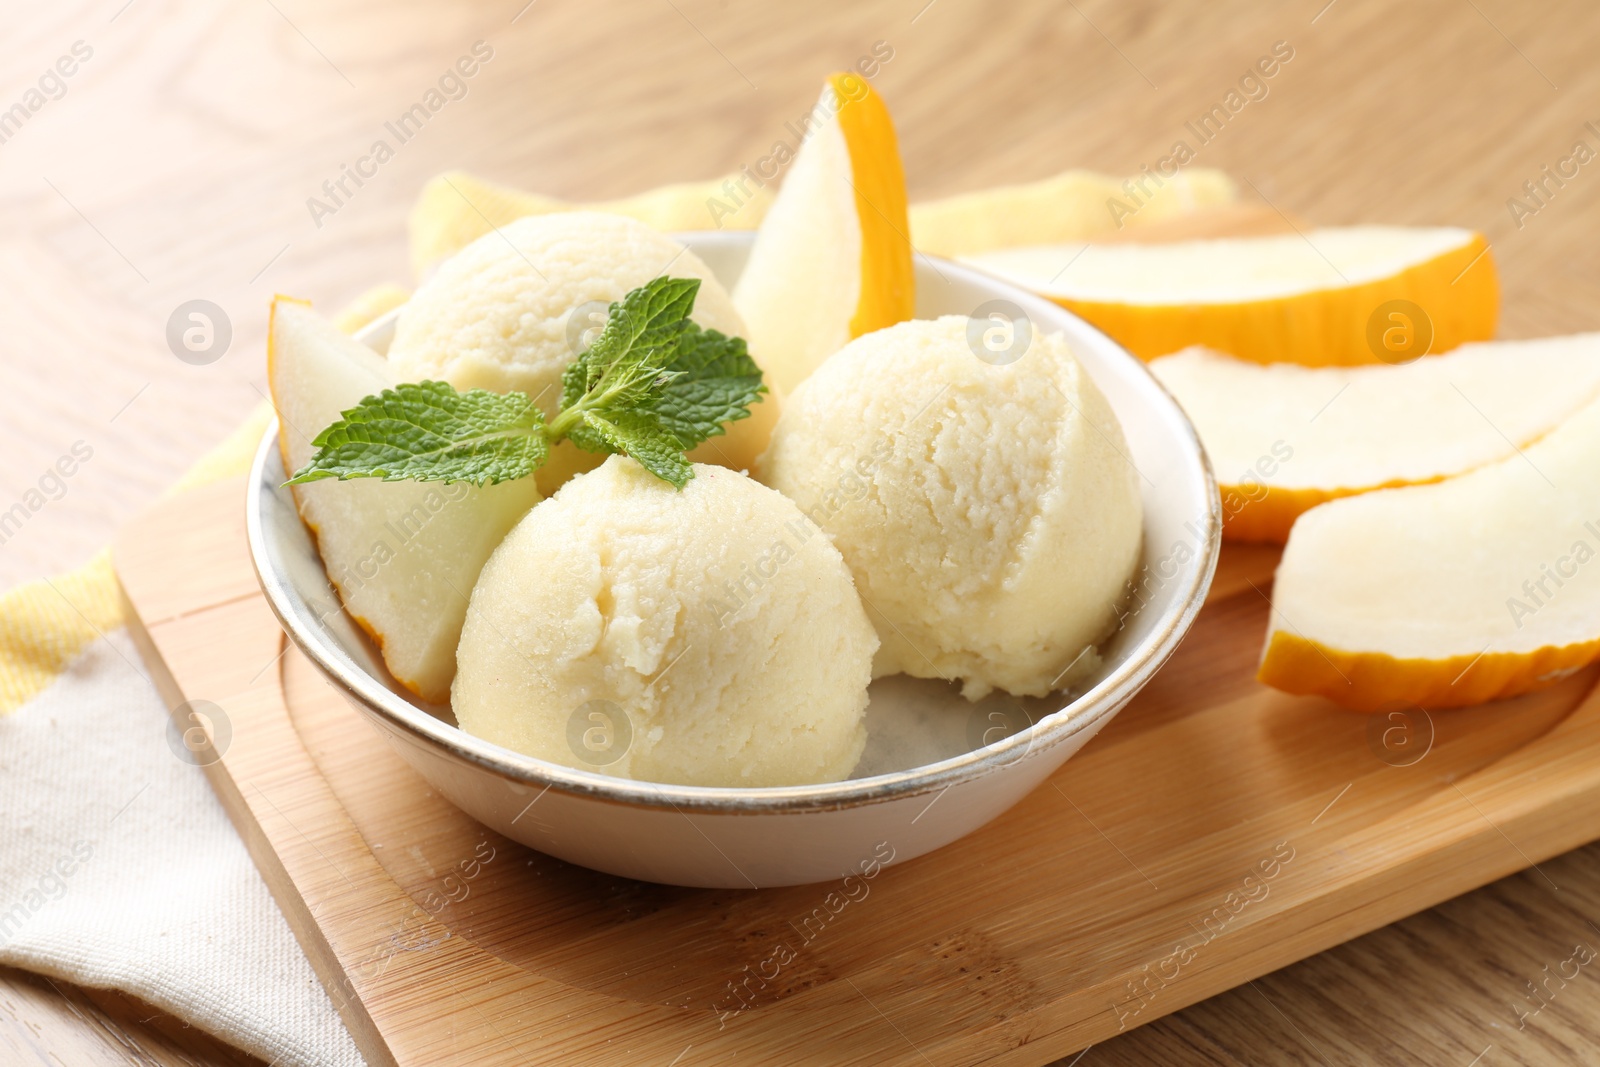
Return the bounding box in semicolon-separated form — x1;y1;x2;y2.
558;276;700;416
577;409;694;489
283;277;765;493
553;278;766;484
649;325;766;450
285;381;548;486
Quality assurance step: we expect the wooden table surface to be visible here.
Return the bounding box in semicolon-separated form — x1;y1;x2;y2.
3;0;1596;1063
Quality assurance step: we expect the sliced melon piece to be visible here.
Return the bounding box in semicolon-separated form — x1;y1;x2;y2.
963;226;1498;366
732;72;913;394
1152;337;1600;541
268;297;541;702
1259;387;1600;710
909;167;1238;257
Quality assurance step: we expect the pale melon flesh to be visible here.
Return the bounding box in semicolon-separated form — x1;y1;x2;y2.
732;98;862;395
732;73;913;396
965;226;1478;304
268;299;541;703
1152;336;1600;539
908;168;1238;258
1262;385;1600;710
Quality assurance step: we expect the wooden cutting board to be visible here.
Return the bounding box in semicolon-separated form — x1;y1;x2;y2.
110;475;1600;1067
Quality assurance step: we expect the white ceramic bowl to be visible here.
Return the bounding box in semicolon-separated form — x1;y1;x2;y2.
247;231;1219;888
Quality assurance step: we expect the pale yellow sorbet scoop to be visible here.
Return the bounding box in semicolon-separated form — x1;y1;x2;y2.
452;457;878;787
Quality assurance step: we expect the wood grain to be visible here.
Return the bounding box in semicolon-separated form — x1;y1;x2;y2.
109;477;1600;1066
10;0;1600;1063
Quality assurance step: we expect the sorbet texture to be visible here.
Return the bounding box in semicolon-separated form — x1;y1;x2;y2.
761;316;1143;698
388;211;770;490
452;457;878;787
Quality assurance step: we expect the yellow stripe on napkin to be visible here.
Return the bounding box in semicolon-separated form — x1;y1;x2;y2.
0;550;123;714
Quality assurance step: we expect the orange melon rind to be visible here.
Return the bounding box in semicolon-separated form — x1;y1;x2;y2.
1222;478;1442;543
967;229;1499;367
1258;630;1600;712
830;72;913;340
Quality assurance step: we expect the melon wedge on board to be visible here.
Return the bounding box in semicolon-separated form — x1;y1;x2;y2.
908;167;1238;258
1260;386;1600;710
962;225;1498;366
1152;336;1600;541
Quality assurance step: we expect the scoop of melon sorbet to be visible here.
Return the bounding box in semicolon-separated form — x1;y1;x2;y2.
388;211;778;492
760;315;1143;700
452;456;878;787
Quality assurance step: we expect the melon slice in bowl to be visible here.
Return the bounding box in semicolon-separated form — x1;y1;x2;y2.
732;72;913;394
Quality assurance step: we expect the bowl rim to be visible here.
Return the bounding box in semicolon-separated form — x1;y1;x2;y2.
247;242;1221;815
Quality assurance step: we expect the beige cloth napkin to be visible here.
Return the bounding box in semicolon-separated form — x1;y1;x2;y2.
0;631;366;1066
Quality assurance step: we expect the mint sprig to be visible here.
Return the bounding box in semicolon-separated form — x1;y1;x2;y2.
285;382;548;486
651;324;769;448
285;277;766;491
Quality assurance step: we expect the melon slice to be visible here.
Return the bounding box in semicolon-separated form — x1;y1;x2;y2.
909;167;1238;258
962;226;1498;366
1152;337;1600;541
732;72;913;394
1259;386;1600;710
267;297;541;702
